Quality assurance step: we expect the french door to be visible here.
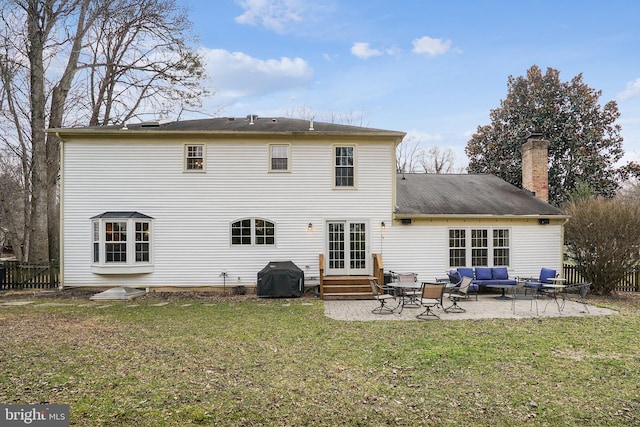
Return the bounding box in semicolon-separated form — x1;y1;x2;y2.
326;221;368;275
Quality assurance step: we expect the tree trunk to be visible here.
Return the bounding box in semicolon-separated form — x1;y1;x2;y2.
27;0;49;264
46;0;91;262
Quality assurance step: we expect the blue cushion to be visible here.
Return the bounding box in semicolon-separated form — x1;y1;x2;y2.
448;270;461;283
457;267;474;279
475;267;492;280
540;268;557;284
525;281;544;289
492;267;509;280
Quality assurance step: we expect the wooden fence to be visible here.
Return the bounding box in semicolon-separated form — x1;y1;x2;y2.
0;261;59;290
563;264;639;292
0;260;637;293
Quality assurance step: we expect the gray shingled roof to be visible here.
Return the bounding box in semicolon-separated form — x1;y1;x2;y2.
396;173;565;216
66;116;404;135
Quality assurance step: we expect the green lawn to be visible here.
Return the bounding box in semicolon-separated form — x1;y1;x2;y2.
0;293;639;426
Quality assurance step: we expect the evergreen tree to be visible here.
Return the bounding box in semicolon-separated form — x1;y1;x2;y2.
466;65;639;206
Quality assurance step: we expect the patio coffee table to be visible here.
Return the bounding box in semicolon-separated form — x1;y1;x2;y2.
485;283;518;300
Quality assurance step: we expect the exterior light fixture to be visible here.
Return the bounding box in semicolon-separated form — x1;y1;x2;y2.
308;223;313;231
381;221;386;230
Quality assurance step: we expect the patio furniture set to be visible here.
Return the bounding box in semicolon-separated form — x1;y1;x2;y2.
371;268;591;319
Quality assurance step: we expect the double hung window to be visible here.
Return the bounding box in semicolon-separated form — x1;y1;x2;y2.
184;144;205;171
448;228;510;267
269;144;290;172
334;145;355;187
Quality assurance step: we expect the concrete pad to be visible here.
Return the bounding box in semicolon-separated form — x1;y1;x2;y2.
324;294;616;321
90;287;146;301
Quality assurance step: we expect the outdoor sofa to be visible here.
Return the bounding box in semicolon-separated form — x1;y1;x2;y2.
449;267;517;294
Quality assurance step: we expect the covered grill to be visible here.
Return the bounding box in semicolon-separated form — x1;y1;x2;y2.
257;261;304;298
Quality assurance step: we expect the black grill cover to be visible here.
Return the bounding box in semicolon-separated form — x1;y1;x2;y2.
257;261;304;298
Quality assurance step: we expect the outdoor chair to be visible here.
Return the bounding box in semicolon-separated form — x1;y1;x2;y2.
416;282;445;320
524;268;557;296
443;276;472;313
564;282;591;313
447;269;478;300
394;272;420;308
369;278;396;314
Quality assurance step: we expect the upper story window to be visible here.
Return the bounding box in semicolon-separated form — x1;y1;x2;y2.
231;218;275;246
334;145;355;187
448;227;510;268
91;211;153;274
184;144;205;171
269;144;290;172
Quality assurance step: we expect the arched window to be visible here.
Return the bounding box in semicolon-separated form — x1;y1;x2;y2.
231;218;275;245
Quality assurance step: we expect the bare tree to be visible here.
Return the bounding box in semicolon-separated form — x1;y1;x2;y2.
618;178;640;203
395;136;423;173
0;0;206;263
419;146;461;174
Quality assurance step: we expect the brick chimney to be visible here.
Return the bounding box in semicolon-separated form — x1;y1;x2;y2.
521;133;549;203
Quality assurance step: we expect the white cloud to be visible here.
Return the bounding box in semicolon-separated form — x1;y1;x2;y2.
412;36;452;56
201;48;313;99
350;42;383;59
235;0;303;33
618;77;640;100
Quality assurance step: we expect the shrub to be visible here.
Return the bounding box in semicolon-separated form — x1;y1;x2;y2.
564;197;640;295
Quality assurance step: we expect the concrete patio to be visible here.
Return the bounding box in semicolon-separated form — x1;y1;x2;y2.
324;293;617;321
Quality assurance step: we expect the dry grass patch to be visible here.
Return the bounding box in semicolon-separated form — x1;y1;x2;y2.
0;292;638;426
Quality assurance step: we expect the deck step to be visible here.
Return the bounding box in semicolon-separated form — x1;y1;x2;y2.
320;275;376;300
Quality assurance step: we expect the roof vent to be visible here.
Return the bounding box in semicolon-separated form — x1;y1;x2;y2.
309;120;314;131
140;118;173;128
227;117;236;121
247;114;258;124
272;118;277;122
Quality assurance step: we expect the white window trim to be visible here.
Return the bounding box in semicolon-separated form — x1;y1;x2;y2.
268;143;291;172
91;216;154;274
183;143;206;172
448;227;511;268
332;144;358;189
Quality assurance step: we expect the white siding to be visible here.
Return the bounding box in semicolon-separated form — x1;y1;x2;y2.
380;220;563;282
62;137;395;287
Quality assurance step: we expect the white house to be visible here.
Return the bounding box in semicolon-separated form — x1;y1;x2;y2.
52;116;567;298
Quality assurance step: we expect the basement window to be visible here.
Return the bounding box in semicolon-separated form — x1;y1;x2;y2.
91;211;154;274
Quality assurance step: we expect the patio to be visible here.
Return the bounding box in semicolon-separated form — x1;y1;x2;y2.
324;293;617;321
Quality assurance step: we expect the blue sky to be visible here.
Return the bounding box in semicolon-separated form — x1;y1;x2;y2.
179;0;640;169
